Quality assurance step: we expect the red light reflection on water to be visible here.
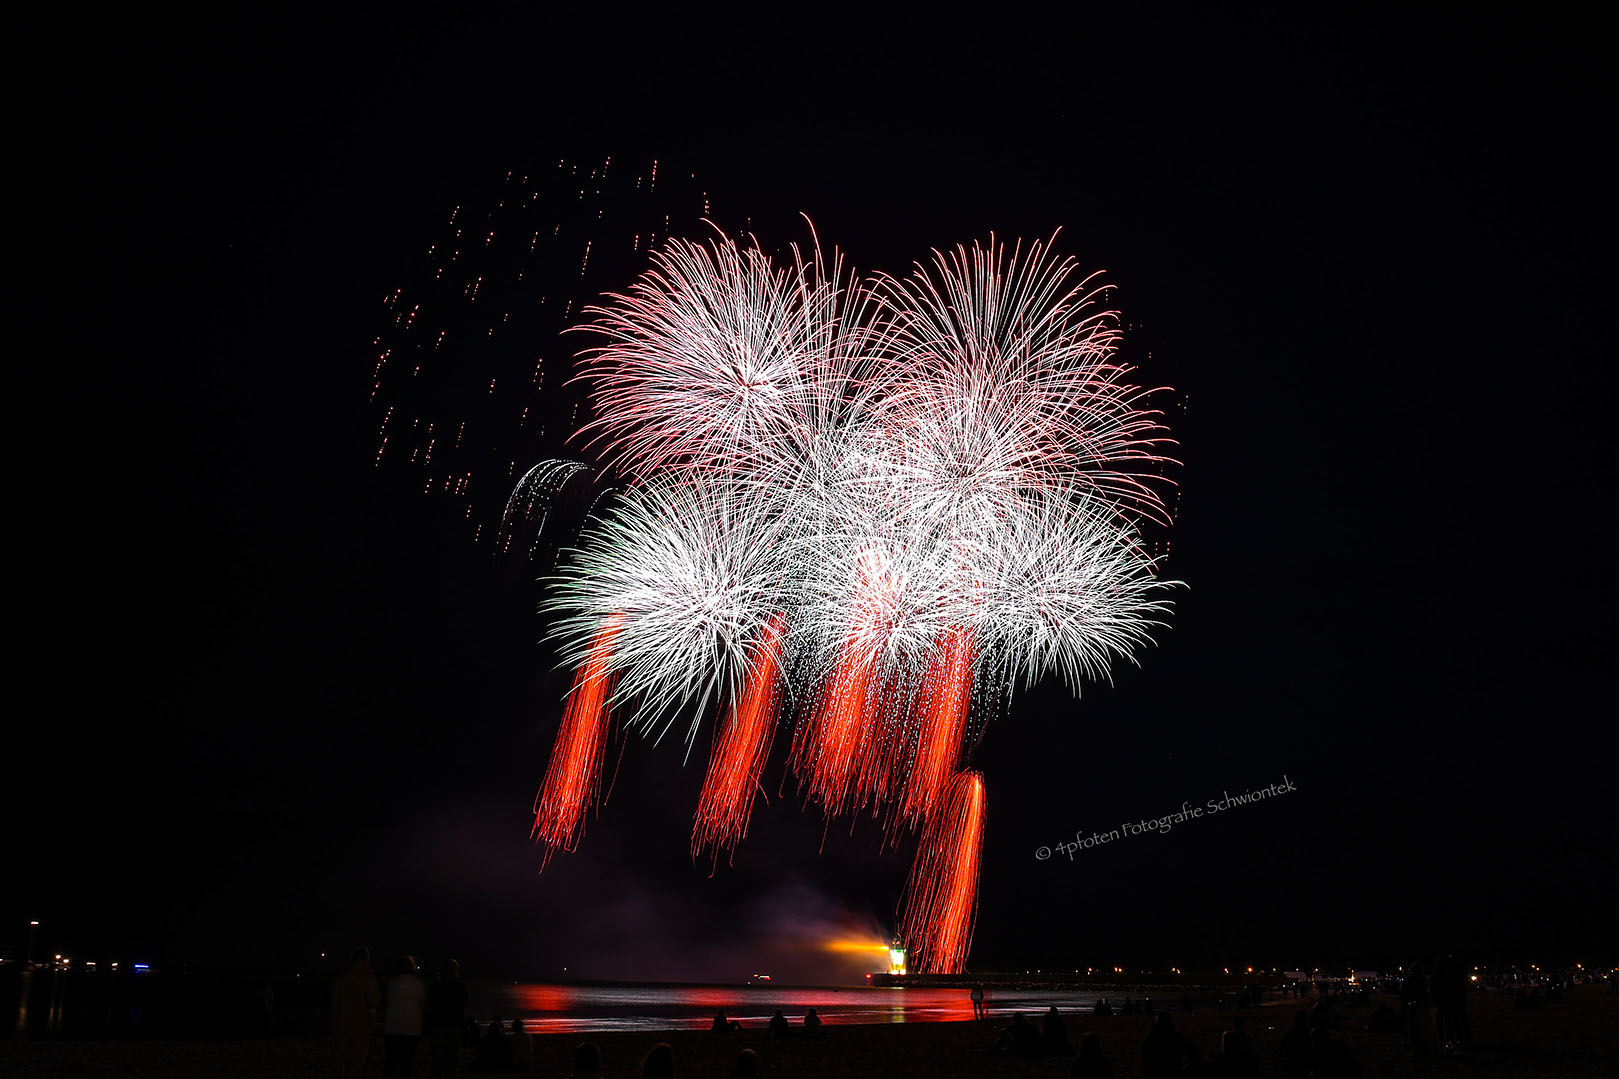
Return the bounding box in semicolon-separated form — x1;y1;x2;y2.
670;987;749;1009
489;982;985;1032
511;984;576;1013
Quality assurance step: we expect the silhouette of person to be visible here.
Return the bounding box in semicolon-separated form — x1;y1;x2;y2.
1401;964;1436;1054
1366;1001;1400;1033
1281;1011;1311;1077
1431;953;1470;1048
570;1041;601;1077
766;1009;790;1039
383;956;426;1079
1309;1026;1362;1078
730;1048;761;1079
261;982;276;1037
472;1017;512;1073
427;959;469;1079
332;946;381;1079
641;1041;675;1079
711;1010;731;1034
1069;1032;1114;1079
1041;1006;1072;1055
803;1007;824;1038
1092;996;1112;1017
1140;1011;1198;1078
993;1012;1040;1056
1209;1015;1256;1078
971;984;985;1020
509;1019;534;1073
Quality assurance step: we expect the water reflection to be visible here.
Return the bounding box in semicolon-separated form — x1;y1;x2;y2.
475;982;1093;1033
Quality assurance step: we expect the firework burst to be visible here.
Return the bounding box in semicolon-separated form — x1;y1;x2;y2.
870;233;1177;526
546;478;795;747
524;223;1180;974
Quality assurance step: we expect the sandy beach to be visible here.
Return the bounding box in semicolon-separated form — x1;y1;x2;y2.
2;983;1614;1078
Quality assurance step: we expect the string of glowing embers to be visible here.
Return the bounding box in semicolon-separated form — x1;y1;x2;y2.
530;226;1179;972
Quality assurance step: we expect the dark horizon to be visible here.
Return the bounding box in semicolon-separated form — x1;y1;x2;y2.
12;10;1612;986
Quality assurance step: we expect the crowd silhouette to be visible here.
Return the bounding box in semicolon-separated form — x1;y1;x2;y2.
326;946;1554;1077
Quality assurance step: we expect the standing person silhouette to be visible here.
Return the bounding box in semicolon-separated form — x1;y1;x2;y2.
971;985;986;1020
383;955;426;1079
426;959;469;1079
332;947;381;1079
331;939;378;1075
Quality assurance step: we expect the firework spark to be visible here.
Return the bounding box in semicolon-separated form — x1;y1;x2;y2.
692;613;788;861
898;771;986;974
532;613;624;863
900;627;975;825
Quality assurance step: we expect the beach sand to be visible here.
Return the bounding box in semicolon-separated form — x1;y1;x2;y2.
2;984;1613;1077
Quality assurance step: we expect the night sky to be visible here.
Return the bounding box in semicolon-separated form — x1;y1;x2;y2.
15;11;1611;982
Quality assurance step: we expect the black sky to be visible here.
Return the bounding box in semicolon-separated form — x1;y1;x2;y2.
14;9;1612;980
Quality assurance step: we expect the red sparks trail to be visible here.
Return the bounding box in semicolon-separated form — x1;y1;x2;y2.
898;770;986;974
692;614;787;860
902;627;975;825
792;548;899;816
533;614;624;865
793;645;879;815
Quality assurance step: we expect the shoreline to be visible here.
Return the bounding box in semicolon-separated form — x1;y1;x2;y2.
2;984;1614;1077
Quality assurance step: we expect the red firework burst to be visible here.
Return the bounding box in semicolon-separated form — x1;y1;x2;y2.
791;645;880;816
692;614;788;861
898;770;986;974
901;627;975;825
532;614;624;865
791;547;901;815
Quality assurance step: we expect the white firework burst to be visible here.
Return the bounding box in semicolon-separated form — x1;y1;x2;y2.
545;477;796;747
967;486;1179;693
572;223;883;484
871;233;1176;523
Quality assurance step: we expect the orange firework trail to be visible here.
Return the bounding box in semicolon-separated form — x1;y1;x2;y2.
532;614;623;865
792;644;880;815
901;627;975;826
898;770;986;974
792;548;899;816
692;614;787;861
